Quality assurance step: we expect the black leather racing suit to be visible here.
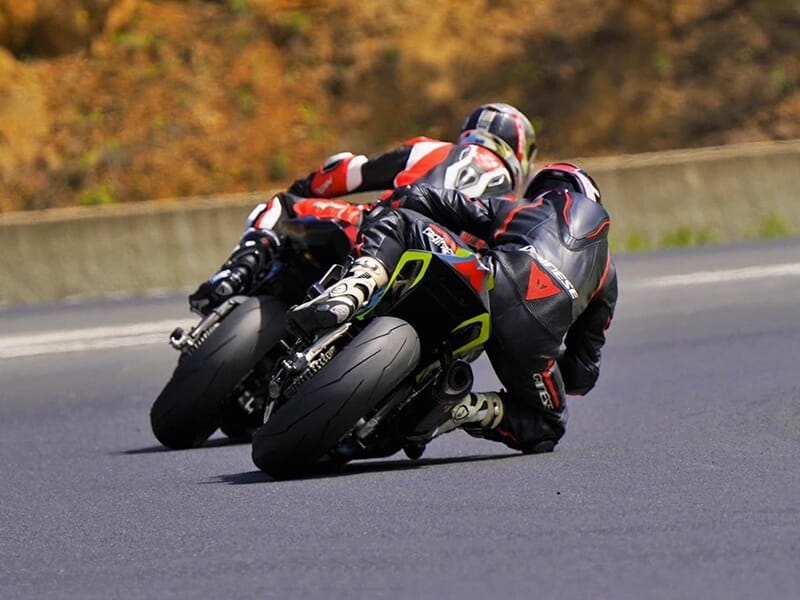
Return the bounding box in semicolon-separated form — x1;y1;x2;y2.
355;183;618;451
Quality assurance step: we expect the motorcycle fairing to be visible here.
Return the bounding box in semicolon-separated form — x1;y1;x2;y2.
360;250;492;368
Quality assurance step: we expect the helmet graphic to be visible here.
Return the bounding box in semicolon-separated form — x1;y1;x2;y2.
460;103;537;194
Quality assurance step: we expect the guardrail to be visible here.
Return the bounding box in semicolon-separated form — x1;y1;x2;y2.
2;140;799;305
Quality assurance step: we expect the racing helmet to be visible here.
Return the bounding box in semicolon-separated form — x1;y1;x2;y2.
524;162;602;204
459;103;537;194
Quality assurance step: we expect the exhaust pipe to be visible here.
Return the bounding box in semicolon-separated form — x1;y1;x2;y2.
433;359;473;404
405;359;475;450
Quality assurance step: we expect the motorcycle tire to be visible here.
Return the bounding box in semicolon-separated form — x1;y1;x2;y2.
150;295;287;449
251;316;421;479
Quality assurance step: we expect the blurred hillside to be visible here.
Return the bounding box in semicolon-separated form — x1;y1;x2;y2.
0;0;798;212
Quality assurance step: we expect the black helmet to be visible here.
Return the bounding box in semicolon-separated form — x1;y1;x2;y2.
524;162;602;204
459;103;537;195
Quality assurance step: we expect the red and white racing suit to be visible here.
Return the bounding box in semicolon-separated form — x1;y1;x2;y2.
294;136;517;201
249;135;520;250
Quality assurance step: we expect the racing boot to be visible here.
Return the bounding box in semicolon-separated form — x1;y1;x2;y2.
472;392;565;454
189;228;280;316
437;391;504;436
288;256;389;336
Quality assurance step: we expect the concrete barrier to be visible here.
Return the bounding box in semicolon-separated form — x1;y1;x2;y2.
1;140;799;306
0;193;271;305
577;139;800;247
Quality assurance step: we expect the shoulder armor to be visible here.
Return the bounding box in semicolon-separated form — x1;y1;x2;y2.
553;190;610;247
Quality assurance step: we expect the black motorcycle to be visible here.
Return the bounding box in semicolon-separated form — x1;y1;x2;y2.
250;245;492;479
150;216;353;449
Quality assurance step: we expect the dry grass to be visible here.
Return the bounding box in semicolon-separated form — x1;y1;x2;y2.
0;0;799;212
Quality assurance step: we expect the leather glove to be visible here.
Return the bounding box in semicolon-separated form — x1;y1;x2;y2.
188;267;248;316
188;228;282;316
288;176;313;197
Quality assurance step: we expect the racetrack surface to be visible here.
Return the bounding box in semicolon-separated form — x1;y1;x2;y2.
1;239;799;599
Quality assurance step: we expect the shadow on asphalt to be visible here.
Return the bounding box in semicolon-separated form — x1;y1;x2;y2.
209;452;522;484
118;436;244;454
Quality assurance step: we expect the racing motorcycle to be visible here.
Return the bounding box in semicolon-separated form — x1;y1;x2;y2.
150;213;492;474
150;215;353;450
250;245;492;479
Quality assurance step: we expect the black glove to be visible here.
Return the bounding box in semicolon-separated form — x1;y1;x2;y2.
288;176;313;197
188;266;249;316
188;228;282;316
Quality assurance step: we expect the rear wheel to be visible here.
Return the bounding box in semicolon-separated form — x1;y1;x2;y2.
150;296;287;449
251;317;421;479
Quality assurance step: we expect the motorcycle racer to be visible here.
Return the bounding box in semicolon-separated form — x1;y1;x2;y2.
288;101;537;200
189;103;537;315
288;163;618;454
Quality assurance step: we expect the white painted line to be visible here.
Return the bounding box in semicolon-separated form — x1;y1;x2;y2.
629;262;800;289
0;319;195;359
1;333;169;358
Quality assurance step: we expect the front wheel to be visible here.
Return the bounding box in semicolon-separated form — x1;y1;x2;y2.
251;317;421;479
150;296;287;449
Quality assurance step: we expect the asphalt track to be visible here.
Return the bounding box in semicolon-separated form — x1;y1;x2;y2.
1;239;799;599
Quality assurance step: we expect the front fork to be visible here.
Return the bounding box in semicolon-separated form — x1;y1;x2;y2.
168;296;245;353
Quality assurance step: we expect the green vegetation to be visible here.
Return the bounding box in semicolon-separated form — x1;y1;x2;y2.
77;184;116;206
235;85;258;117
753;212;794;239
660;226;719;249
653;51;672;77
621;232;653;253
114;31;158;51
79;148;101;169
269;11;311;47
614;214;796;253
770;67;795;95
269;150;289;180
227;0;250;15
